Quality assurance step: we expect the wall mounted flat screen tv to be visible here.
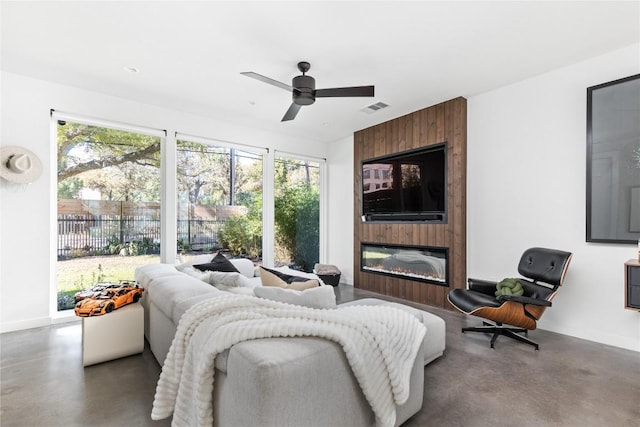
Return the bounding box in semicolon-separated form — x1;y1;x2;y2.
361;143;447;222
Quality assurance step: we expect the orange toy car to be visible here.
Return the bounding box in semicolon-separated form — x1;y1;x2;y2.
74;283;143;317
74;282;124;302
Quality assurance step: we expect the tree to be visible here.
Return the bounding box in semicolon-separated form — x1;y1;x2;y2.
57;176;84;199
57;122;160;182
402;164;421;188
57;121;161;202
176;141;263;208
177;141;265;257
177;141;229;205
82;162;160;201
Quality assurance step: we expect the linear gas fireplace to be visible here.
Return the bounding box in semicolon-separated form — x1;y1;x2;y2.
361;242;448;286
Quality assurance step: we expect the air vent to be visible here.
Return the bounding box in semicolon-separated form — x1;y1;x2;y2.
360;101;390;114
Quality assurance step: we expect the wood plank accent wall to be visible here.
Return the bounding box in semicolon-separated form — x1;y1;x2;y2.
353;97;467;309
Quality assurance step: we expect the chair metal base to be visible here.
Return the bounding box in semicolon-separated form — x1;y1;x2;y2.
462;321;539;350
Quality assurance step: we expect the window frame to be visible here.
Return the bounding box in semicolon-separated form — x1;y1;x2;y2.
49;115;327;317
274;150;327;267
50;111;166;316
175;132;270;264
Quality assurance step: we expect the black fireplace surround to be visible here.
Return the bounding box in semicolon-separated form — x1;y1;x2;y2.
360;242;448;286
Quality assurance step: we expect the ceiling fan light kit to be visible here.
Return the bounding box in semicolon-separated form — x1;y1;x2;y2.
241;61;374;121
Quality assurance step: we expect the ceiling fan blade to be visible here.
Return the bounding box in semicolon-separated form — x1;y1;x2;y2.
241;72;292;92
281;103;302;122
315;85;375;98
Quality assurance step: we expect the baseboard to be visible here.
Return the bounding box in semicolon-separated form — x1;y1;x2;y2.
0;312;79;334
52;313;80;325
0;317;50;334
539;324;640;353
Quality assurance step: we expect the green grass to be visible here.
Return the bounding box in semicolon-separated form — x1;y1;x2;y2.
57;254;160;292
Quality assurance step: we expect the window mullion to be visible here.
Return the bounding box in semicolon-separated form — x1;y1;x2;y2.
161;132;177;263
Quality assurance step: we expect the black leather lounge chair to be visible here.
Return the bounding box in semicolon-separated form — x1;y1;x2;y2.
447;247;573;350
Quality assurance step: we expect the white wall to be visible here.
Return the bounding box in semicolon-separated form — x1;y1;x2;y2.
0;71;327;333
326;44;640;351
468;44;640;352
326;136;355;284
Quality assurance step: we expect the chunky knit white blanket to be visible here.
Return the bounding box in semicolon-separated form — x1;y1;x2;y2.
151;294;426;427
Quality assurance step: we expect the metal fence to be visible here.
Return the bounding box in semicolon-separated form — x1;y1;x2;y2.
58;214;225;259
177;218;226;252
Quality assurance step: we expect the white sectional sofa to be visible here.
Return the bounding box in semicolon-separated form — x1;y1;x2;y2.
135;258;446;427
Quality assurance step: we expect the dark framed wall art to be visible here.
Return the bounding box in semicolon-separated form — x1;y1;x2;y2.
586;73;640;244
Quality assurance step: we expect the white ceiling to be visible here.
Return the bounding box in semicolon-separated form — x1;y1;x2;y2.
2;1;639;143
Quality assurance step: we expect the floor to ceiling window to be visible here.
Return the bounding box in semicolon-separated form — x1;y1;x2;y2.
274;154;322;272
53;115;325;313
55;117;162;311
176;137;264;263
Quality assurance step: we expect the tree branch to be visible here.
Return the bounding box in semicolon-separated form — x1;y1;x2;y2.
58;141;160;181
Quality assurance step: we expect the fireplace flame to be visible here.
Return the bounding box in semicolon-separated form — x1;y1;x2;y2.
361;244;448;285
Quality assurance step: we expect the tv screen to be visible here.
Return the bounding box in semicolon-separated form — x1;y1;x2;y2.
361;143;446;222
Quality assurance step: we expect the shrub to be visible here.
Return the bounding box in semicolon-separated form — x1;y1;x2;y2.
275;183;319;272
128;237;159;255
218;198;262;259
57;291;77;311
105;235;123;255
217;183;320;270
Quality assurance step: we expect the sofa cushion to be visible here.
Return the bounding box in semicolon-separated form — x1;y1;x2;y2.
135;263;180;289
148;273;223;322
254;285;337;309
177;253;214;267
260;267;319;291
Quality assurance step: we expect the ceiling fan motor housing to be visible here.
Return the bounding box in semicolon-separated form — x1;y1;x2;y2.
241;61;373;120
292;75;315;105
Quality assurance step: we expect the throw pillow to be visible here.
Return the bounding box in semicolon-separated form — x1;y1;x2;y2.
495;278;524;298
228;258;255;278
254;285;337;309
194;252;240;273
275;266;325;284
208;271;255;288
259;266;319;291
286;280;319;291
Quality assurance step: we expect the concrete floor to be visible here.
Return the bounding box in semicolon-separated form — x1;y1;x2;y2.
1;285;639;427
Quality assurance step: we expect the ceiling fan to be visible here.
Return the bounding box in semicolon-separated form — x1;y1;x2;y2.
241;61;375;122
